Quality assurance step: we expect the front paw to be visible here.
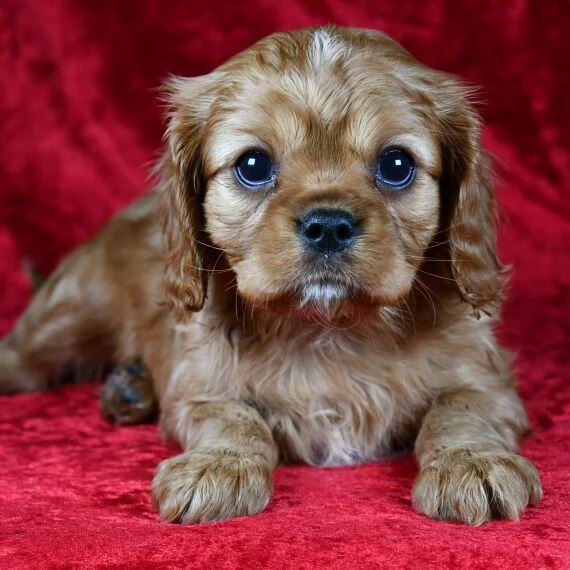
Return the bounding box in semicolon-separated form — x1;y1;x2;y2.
412;450;542;526
151;448;273;524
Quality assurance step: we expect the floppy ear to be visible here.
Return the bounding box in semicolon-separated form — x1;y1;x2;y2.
159;75;219;320
436;84;507;318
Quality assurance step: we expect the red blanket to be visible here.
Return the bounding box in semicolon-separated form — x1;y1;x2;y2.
1;1;569;568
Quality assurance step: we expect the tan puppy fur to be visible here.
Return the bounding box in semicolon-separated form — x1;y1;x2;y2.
0;26;541;525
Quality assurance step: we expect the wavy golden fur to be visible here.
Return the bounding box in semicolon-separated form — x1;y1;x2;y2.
0;26;541;525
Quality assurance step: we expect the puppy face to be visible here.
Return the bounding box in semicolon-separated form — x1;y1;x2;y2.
164;27;504;321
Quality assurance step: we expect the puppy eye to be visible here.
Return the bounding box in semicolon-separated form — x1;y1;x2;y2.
375;148;415;190
235;151;275;189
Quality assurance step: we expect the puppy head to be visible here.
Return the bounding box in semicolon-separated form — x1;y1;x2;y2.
162;26;505;322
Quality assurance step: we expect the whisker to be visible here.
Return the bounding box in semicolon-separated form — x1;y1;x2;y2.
194;239;225;252
174;261;235;275
399;296;417;338
415;268;457;282
406;254;472;263
224;275;238;293
413;280;438;325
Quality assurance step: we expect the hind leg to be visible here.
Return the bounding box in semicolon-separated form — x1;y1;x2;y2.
0;248;118;393
0;338;38;392
0;191;170;397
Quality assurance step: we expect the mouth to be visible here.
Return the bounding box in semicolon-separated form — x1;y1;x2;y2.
298;281;349;309
290;278;385;323
292;262;364;313
239;274;386;323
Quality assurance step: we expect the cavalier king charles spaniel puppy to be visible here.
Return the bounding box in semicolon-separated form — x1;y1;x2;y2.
0;26;542;526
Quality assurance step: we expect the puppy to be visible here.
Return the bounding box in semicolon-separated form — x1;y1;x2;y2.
0;26;542;525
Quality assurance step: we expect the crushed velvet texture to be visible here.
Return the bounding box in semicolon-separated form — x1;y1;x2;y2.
1;0;569;568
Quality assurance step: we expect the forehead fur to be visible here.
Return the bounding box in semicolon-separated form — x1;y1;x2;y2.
309;27;352;69
200;27;446;177
215;27;426;116
167;25;476;164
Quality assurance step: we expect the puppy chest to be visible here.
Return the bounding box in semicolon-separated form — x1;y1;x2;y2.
240;346;420;466
181;323;426;465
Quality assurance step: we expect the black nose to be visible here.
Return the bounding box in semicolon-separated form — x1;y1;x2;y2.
299;209;358;255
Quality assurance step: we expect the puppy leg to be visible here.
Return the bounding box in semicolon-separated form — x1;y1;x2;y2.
412;387;542;526
152;400;278;523
100;360;158;425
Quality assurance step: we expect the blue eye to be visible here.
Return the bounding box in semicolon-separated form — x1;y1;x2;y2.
376;148;415;190
235;151;275;189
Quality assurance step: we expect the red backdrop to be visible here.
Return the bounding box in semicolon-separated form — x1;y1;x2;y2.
1;1;569;568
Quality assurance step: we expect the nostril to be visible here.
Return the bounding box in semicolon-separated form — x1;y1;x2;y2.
304;222;324;241
336;222;353;243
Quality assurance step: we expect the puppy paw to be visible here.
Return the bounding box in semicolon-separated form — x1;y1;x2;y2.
100;360;157;425
152;449;273;523
412;449;542;526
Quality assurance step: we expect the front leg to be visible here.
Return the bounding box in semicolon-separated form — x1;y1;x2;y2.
412;386;542;526
152;400;278;524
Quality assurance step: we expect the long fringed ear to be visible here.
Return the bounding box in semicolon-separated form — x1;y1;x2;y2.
436;85;507;318
159;75;219;321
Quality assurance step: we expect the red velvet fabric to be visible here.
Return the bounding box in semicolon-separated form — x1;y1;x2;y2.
1;1;569;568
